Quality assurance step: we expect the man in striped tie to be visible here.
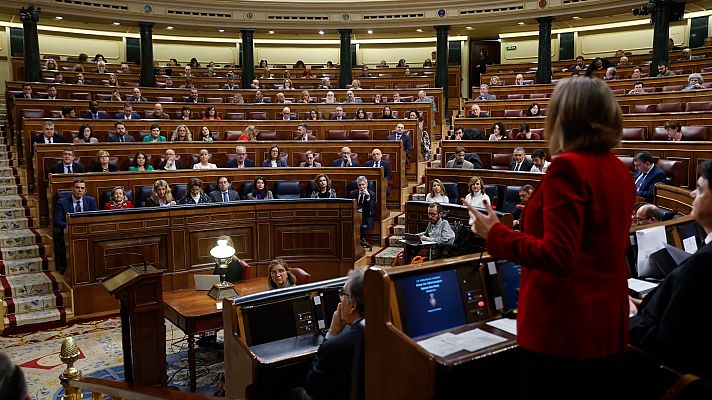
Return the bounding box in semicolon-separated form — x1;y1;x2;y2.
209;177;240;202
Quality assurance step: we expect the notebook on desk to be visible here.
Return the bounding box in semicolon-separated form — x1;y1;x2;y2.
403;233;423;245
194;274;220;291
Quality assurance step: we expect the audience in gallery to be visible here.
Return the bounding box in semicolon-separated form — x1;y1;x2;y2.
104;186;133;210
178;177;213;205
425;179;449;203
128;151;154;171
193;149;217;169
464;176;490;208
267;258;296;290
247;176;274;200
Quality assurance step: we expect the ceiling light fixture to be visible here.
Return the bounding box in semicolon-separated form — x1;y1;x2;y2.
517;22;525;25
218;29;225;32
113;22;120;26
466;26;473;30
572;16;581;19
268;30;275;34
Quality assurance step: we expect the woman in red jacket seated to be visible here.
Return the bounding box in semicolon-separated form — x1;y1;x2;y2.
104;186;134;210
466;77;636;399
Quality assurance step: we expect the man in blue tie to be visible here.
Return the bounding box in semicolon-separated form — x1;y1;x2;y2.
81;101;107;119
50;149;86;175
209;176;240;202
633;151;667;202
53;179;97;273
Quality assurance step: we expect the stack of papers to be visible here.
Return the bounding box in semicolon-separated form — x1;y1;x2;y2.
417;328;507;358
485;318;517;336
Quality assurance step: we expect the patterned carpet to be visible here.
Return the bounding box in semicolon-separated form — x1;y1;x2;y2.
1;317;224;398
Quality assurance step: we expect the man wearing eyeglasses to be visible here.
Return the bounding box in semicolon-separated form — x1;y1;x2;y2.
226;146;255;168
405;203;455;263
296;268;365;400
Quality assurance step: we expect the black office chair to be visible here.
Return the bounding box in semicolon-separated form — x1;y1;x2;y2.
135;185;154;207
501;186;523;215
273;181;302;199
441;182;460;205
239;181;255;200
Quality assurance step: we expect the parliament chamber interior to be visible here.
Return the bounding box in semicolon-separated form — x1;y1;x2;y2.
0;0;712;398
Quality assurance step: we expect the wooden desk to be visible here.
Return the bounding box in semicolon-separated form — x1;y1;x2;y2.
162;278;268;392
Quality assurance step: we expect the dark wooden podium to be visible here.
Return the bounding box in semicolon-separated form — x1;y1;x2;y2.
102;264;166;386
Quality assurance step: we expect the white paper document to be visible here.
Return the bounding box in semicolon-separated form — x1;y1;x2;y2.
627;278;659;294
486;318;518;336
417;332;462;357
417;329;507;357
682;236;698;254
636;226;668;273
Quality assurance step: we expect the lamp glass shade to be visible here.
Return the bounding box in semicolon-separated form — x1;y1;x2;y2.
210;239;235;259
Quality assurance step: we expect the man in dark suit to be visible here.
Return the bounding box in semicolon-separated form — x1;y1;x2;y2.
386;123;413;155
277;106;296;121
634;151;668;202
349;176;375;248
186;88;202;103
129;87;147;102
225;146;255;168
14;83;38;99
81;101;107;119
209;176;240;202
45;85;60;100
330;106;349;120
294;123;317;141
50;149;86;174
107;122;135;142
157;148;187;170
252;90;270;103
53;178;97;272
364;148;392;180
32;121;65;145
629;160;712;378
332;146;360;167
509;147;534;172
150;103;171;120
223;75;239;90
115;102;141;120
296;268;365;400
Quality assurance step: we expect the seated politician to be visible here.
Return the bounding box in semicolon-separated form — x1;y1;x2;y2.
226;146;255;168
210;176;240;202
32;121;64;145
332;147;359;167
247;176;274;200
404;202;455;263
633;151;667;203
262;145;288;167
267;258;297;289
311;174;337;198
54;178;97;272
145;179;176;207
50;149;86;175
177;178;213;205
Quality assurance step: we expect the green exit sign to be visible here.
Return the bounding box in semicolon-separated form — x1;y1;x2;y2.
506;45;517;50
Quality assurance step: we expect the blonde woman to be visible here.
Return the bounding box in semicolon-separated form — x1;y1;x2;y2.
425;179;449;203
171;125;193;141
193;149;217;169
146;179;176;207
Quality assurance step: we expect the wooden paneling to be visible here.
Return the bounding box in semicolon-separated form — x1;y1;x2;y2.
66;200;361;317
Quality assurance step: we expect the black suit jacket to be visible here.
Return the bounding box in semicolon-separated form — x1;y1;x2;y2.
225;158;255;168
81;111;108;119
107;133;136;142
305;319;365;400
332;158;360;167
365;159;392;180
14;93;38;99
630;240;712;377
50;162;85;174
635;165;668;202
54;195;97;229
33;134;65;145
275;116;296;120
349;189;375;229
508;158;534;172
209;189;240;202
91;164;118;172
115;112;142;120
330;116;350;120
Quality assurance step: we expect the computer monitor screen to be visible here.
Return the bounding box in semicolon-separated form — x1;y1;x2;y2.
243;295;314;346
497;261;521;312
397;269;466;339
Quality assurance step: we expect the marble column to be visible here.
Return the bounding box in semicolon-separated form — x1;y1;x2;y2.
241;29;255;89
536;17;553;84
338;29;353;89
139;22;155;87
19;5;41;83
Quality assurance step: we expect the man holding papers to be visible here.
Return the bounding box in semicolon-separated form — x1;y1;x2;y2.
629;160;712;378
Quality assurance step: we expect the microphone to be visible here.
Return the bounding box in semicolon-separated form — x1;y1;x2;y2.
123;252;148;272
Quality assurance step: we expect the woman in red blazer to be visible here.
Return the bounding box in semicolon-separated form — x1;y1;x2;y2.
466;77;636;399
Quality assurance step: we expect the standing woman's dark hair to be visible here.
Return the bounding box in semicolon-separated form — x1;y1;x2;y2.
466;76;635;399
